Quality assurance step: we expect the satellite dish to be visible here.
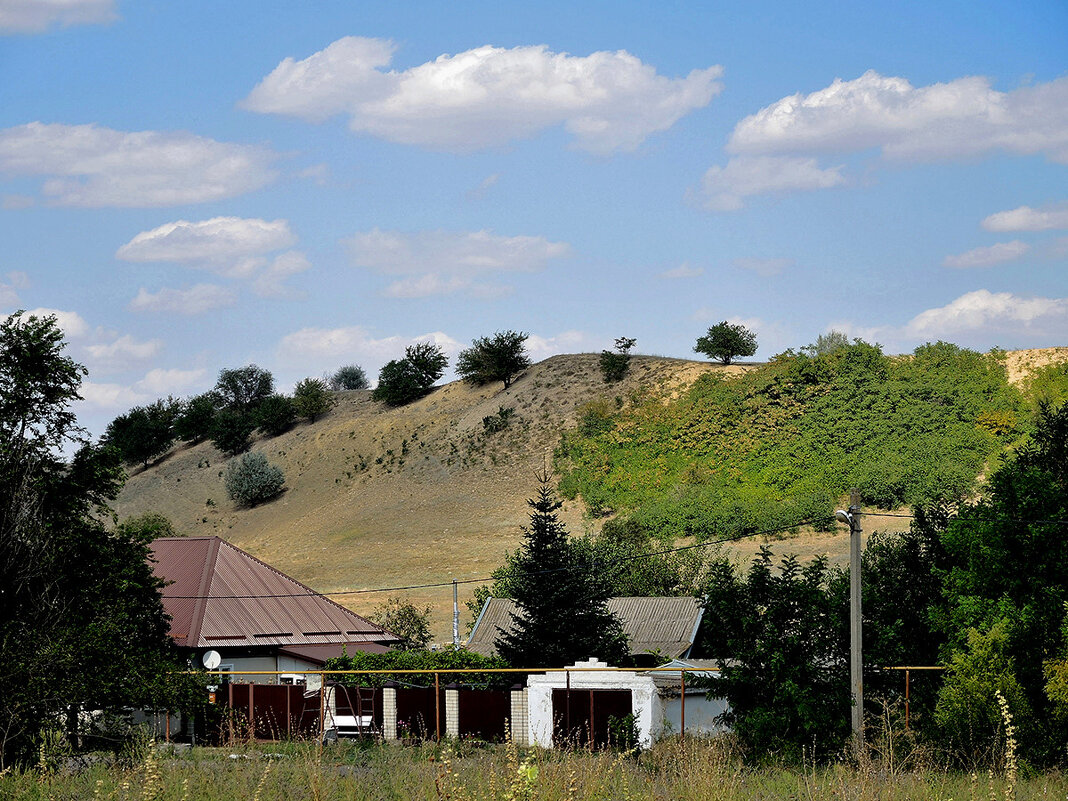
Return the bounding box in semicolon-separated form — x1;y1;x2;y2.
202;650;222;670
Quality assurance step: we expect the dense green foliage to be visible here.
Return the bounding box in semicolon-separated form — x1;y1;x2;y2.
372;342;448;406
0;312;189;767
116;512;180;540
326;647;509;688
103;398;179;467
701;548;849;761
173;391;219;443
214;365;274;413
329;363;369;391
370;596;433;651
694;321;758;364
493;473;629;668
224;450;286;506
928;401;1068;764
253;393;296;436
209;408;255;456
600;337;636;383
456;330;531;389
557;342;1022;539
292;377;335;422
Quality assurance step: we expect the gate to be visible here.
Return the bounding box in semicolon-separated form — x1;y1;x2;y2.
551;688;632;748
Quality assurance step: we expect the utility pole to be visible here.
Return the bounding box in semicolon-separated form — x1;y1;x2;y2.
452;580;460;646
837;488;864;756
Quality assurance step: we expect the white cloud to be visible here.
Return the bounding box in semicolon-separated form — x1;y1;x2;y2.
700;155;845;210
0;122;278;207
117;217;296;274
525;330;601;361
345;228;570;298
732;257;793;276
660;262;704;279
277;326;463;378
78;381;147;410
982;203;1068;232
135;368;207;395
467;172;500;200
905;289;1068;338
728;71;1068;164
252;250;311;298
943;240;1030;268
0;270;29;305
85;334;163;371
243;37;723;154
15;306;89;338
0;0;116;34
128;284;236;315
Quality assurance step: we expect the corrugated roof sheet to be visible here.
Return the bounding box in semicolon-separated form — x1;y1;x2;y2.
150;536;397;652
467;596;703;659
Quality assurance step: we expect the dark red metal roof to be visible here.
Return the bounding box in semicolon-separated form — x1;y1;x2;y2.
150;536;397;651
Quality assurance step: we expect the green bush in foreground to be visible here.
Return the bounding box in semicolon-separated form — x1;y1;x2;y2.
224;450;285;506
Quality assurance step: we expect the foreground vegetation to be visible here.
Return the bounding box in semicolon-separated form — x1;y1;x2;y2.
7;737;1066;801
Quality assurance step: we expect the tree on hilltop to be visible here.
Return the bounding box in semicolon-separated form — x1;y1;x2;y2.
214;364;274;413
457;330;531;390
694;321;758;365
329;364;369;391
372;342;448;406
293;377;335;422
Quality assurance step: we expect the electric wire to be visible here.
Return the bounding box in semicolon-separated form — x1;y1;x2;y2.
161;515;821;601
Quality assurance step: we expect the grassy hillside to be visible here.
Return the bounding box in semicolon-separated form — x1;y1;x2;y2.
115;346;1068;640
556;342;1026;540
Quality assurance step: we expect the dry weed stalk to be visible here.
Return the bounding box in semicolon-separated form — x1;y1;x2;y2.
995;691;1017;801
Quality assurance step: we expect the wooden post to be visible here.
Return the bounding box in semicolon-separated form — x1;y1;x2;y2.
434;672;441;742
588;689;595;748
319;673;325;740
905;669;910;731
165;711;170;743
286;685;292;739
849;488;864;755
248;682;255;740
565;670;571;742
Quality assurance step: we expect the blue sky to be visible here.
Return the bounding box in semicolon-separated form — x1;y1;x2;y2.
1;0;1066;438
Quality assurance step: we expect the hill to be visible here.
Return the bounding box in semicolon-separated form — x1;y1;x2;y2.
115;346;1068;640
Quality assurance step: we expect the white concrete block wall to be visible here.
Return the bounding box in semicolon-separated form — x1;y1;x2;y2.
445;689;460;738
510;689;529;746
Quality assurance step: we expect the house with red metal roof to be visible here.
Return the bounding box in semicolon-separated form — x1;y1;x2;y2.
150;536;398;683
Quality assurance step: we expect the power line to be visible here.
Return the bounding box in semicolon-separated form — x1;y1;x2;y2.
161;516;820;601
160;510;1068;602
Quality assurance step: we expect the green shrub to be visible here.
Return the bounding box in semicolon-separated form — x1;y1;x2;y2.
254;393;296;436
210;409;255;456
482;406;515;433
330;363;369;391
293;377;335;421
224;450;285;506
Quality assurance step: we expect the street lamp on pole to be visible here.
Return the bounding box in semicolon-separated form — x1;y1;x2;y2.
836;488;863;756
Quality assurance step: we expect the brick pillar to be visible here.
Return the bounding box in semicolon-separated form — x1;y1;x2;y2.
382;687;397;740
510;687;529;746
445;688;460;739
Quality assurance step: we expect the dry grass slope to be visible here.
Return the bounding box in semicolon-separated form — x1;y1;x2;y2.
116;349;1065;640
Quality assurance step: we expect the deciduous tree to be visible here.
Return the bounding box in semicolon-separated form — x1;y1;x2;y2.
694;321;758;365
0;311;187;766
457;330;531;389
292;377;335;422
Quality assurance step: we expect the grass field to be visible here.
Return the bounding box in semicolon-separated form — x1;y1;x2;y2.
6;737;1063;801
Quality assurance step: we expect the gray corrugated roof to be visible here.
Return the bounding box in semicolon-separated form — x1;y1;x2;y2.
151;536;397;652
467;596;703;659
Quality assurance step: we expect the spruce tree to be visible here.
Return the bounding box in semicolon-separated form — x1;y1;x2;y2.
495;472;628;667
